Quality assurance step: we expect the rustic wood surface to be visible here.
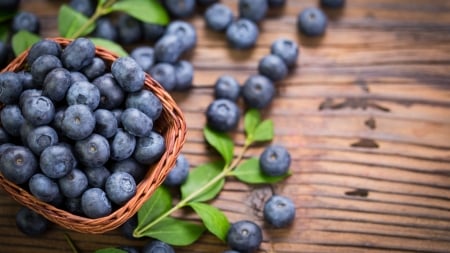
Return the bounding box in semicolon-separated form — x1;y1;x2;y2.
1;0;450;252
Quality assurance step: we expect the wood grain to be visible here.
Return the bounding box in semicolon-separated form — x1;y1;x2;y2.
1;0;449;252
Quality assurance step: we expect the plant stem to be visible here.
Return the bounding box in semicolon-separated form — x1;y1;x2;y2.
64;233;79;253
70;0;116;38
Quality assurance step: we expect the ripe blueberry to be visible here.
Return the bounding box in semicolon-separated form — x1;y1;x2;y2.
142;240;175;253
75;133;110;168
270;38;299;68
259;145;291;176
110;128;136;161
126;89;162;121
150;62;177;91
111;56;145;93
105;172;136;205
121;108;153;137
164;0;196;19
66;81;101;110
84;166;110;188
238;0;268;23
15;207;49;236
42;67;72;102
40;144;76;179
26;39;62;66
21;95;55;126
227;220;263;253
142;23;165;42
111;158;145;182
92;73;125;110
61;104;96;140
226;19;259;49
133;131;165;165
164;154;189;187
1;104;24;136
93;17;118;42
58;168;89;198
0;72;23;104
154;34;184;64
165;21;197;52
214;75;241;102
258;54;288;82
29;173;61;202
0;146;37;184
30;54;63;85
263;195;296;228
130;46;155;73
81;188;112;218
174;60;194;91
81;57;106;80
94;109;118;138
69;0;96;17
61;37;96;71
26;126;59;155
297;7;328;37
11;11;40;34
205;3;234;32
241;74;275;109
117;14;142;45
206;99;240;132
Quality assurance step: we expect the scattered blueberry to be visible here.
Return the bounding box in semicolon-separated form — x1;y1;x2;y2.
111;56;145;92
154;34;184;64
26;126;59;155
105;172;136;205
81;188;112;218
142;23;166;42
270;38;299;68
241;74;275;109
227;220;263;253
26;39;62;66
69;0;95;17
58;168;89;198
205;3;234;32
92;73;125;110
30;54;63;85
75;133;110;168
206;99;240;132
164;154;189;187
15;207;49;236
94;109;118;138
258;54;288;82
164;0;196;19
61;37;96;71
84;166;111;188
321;0;346;8
263;195;296;228
81;57;106;80
150;62;177;91
0;72;23;104
117;14;142;45
174;60;194;91
126;89;162;121
29;173;60;202
11;11;40;34
111;158;145;182
142;240;175;253
0;146;37;184
214;75;241;102
110;128;137;161
66;81;101;110
61;104;96;140
297;7;328;36
259;145;291;176
133;131;165;165
238;0;268;23
21;96;55;126
92;17;118;42
1;104;24;136
165;21;197;52
130;46;155;73
226;19;259;49
42;67;72;102
40;144;76;179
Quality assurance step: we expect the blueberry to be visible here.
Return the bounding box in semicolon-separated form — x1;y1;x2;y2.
22;95;55;127
84;166;110;188
17;71;35;90
164;154;189;187
75;133;110;167
241;74;275;109
164;0;196;19
258;54;288;82
0;127;11;144
0;71;23;104
81;57;106;80
110;128;136;161
0;0;20;11
133;131;165;165
15;207;49;236
92;17;118;42
227;220;262;253
30;54;63;85
26;126;59;155
126;89;162;121
165;21;197;52
174;60;194;91
20;120;34;146
69;0;95;17
150;62;176;91
214;75;241;102
205;3;234;32
29;173;60;202
268;0;286;7
66;81;100;110
142;23;165;42
26;39;62;66
105;172;136;205
40;144;76;179
259;145;291;176
270;38;299;68
130;46;155;73
226;19;259;49
321;0;345;8
94;109;118;138
1;104;24;136
263;195;296;228
154;34;184;64
142;240;175;253
42;67;72;102
117;14;142;44
12;11;40;34
297;7;328;37
92;73;125;109
111;158;145;182
206;99;240;132
112;56;145;93
61;37;96;71
238;0;267;23
0;143;15;158
121;108;153;137
61;104;96;140
65;197;84;215
58;168;89;198
70;71;89;83
81;188;112;218
0;146;37;184
112;109;123;127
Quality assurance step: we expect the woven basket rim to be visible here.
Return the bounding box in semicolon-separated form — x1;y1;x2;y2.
0;37;187;234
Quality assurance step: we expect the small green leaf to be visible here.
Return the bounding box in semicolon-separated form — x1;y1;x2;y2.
137;187;172;229
11;31;41;56
58;5;95;38
244;109;261;137
94;248;126;253
89;37;128;57
139;217;205;246
110;0;169;25
189;202;230;242
204;126;234;165
231;158;290;184
181;161;225;202
252;120;274;142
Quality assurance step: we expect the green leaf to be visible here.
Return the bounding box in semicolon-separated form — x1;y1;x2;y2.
94;248;126;253
11;31;41;56
89;37;128;57
137;187;172;228
244;109;261;137
110;0;169;25
252;120;274;142
231;158;290;184
58;5;95;38
189;202;230;242
181;161;225;202
204;126;234;165
139;217;205;246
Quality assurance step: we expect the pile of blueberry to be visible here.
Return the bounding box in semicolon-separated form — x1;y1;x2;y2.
0;38;167;224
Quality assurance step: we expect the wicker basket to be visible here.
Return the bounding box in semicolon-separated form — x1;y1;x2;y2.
0;38;187;234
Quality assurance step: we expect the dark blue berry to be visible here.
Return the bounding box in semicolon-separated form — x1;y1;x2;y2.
1;104;24;136
84;166;110;188
259;145;291;176
206;99;240;132
111;56;145;93
121;108;153;137
110;128;136;161
58;168;89;198
126;89;162;121
0;143;15;158
174;60;194;91
17;71;35;90
20;120;34;146
21;96;55;126
30;54;63;85
227;220;262;253
150;62;176;91
61;37;96;71
270;38;299;68
81;188;112;218
94;109;118;138
92;17;118;42
142;240;175;253
258;54;288;82
75;133;110;168
241;74;275;109
66;81;101;110
238;0;267;23
29;173;60;202
120;214;137;239
65;197;84;216
0;72;23;104
26;126;59;155
268;0;286;7
214;75;240;102
205;3;234;32
0;146;37;184
111;158;145;182
164;0;196;19
321;0;345;8
154;34;184;64
130;46;155;73
105;171;136;205
26;39;62;66
165;21;197;52
92;73;125;110
133;131;165;165
164;154;189;187
69;0;95;17
15;207;49;236
40;144;76;179
81;57;106;80
42;67;72;102
226;19;259;49
297;7;328;37
61;104;96;140
12;11;40;34
263;195;296;228
117;14;142;45
142;23;165;42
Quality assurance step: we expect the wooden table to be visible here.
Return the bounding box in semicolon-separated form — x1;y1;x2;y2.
1;0;449;252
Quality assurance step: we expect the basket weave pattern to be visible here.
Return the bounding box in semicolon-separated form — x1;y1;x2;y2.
0;38;187;234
